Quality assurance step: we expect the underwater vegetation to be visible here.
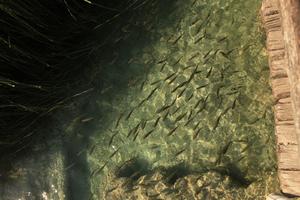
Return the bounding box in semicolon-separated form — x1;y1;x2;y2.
0;0;279;199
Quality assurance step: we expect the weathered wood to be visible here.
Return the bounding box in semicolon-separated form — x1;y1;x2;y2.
262;0;300;196
267;193;290;200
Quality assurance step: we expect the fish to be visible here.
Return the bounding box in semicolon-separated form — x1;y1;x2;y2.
220;49;235;59
89;144;96;154
236;155;246;162
194;98;203;109
189;52;200;61
154;116;161;127
216;85;225;97
164;72;177;81
106;186;118;194
193;121;201;130
175;148;186;157
196;10;211;34
65;163;76;171
156;105;171;113
113;36;124;44
187;94;194;101
183;65;195;71
196;84;209;90
220;51;229;59
195;21;204;35
191;16;202;26
188;110;194;120
206;66;213;78
168;75;178;85
170;97;177;106
217;96;223;109
213;114;222;130
140;79;147;91
232;98;238;109
127;123;140;137
226;91;239;95
143;129;155;139
218;36;228;42
172;80;188;93
226;48;235;55
147;193;160;198
151;79;162;85
156;98;176;113
76;149;86;156
160;63;167;72
194;70;202;75
115;112;124;128
221;141;232;155
194;34;205;44
146;86;160;100
108;131;119;146
157;58;167;64
173;56;183;66
116;157;135;173
161;188;177;195
125;108;135;120
172;107;181;115
186;65;199;83
127;128;134;138
172;34;183;45
191;0;198;6
203;58;210;65
193;128;201;139
175;112;187;123
133;131;140;141
110;147;120;158
141;120;147;129
212;49;221;57
203;49;212;59
196;94;209;113
222;105;232;116
81;117;94;123
185;114;196;126
239;145;249;154
178;88;186;98
167;126;178;136
133;123;141;133
125;186;139;193
90;161;108;177
138;99;147;107
204;94;210;103
163;110;170;121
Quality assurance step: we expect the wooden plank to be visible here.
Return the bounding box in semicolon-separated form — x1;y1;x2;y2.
277;144;300;170
262;0;300;196
279;170;300;196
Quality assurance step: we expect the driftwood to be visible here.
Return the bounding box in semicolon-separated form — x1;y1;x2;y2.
261;0;300;196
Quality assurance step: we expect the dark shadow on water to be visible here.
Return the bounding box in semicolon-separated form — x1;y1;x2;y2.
161;162;192;185
115;157;151;181
63;117;95;200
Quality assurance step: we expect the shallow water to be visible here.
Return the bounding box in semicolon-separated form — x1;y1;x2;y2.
0;0;279;199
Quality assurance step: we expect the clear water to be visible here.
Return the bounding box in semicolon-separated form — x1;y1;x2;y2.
0;0;279;199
